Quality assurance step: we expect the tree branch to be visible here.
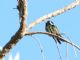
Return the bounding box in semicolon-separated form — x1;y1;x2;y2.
28;0;80;29
0;0;27;59
25;32;80;50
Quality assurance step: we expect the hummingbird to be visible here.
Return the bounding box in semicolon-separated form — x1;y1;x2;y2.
45;21;62;44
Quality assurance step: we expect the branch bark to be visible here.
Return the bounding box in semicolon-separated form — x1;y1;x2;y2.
28;0;80;29
0;0;27;59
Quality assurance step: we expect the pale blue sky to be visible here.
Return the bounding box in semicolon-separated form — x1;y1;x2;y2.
0;0;80;60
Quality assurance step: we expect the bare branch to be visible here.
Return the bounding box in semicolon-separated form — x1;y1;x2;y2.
28;0;80;29
0;0;27;59
25;32;80;50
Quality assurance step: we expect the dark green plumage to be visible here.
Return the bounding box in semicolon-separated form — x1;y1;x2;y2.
45;21;62;44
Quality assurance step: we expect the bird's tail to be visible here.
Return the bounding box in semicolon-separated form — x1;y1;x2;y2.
56;37;61;44
52;35;61;44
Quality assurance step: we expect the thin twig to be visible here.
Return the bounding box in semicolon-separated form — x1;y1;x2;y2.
31;36;44;60
66;43;68;60
55;42;62;60
65;34;77;60
68;37;77;60
25;32;80;50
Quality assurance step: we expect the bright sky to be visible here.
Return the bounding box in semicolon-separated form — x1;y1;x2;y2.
0;0;80;60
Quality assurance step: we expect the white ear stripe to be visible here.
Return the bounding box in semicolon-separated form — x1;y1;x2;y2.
50;21;54;25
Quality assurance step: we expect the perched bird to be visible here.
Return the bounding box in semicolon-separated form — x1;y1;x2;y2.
45;21;62;44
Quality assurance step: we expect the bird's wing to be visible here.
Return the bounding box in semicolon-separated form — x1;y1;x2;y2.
52;25;60;34
45;24;57;43
46;25;52;33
